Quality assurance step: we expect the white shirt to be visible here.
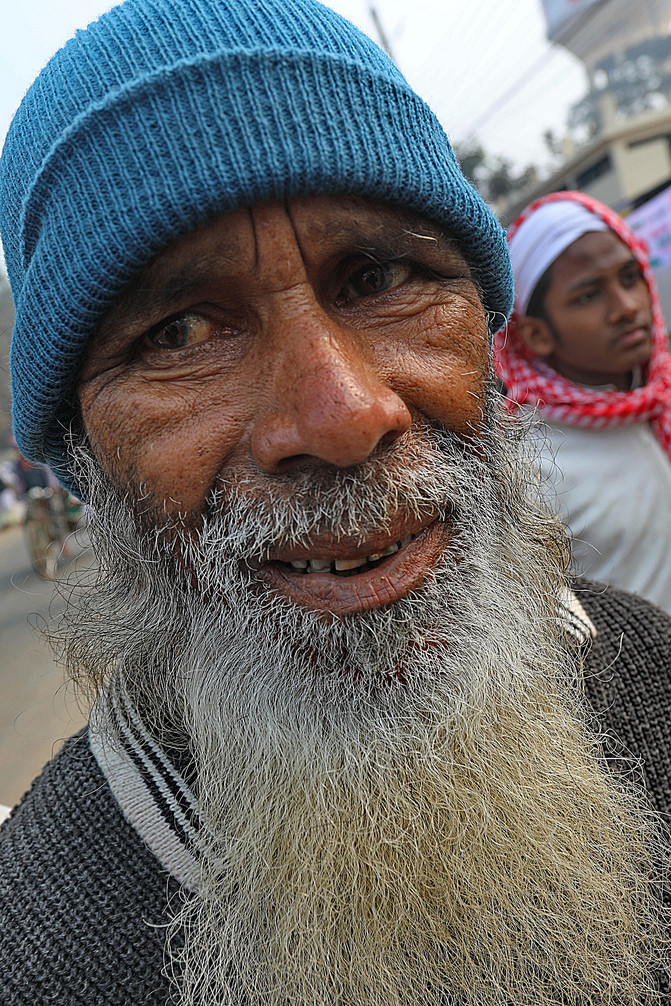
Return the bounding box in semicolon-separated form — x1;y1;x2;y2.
532;417;671;614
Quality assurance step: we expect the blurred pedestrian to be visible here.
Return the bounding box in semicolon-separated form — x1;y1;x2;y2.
12;453;60;497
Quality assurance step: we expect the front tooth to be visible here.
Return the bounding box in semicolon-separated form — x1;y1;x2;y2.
334;557;367;571
367;551;384;561
381;542;400;556
308;559;332;572
399;535;413;548
290;560;308;570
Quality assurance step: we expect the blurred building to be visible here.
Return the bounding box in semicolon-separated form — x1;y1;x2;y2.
503;0;671;223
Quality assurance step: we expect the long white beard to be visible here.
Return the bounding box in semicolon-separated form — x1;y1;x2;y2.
59;415;666;1006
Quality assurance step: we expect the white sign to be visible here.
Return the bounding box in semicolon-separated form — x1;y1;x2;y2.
627;185;671;269
541;0;601;36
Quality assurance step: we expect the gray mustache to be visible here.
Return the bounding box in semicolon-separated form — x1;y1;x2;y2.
196;425;489;561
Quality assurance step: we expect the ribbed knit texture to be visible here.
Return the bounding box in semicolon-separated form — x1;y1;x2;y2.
1;581;670;1002
0;0;513;496
577;579;671;998
0;731;181;1003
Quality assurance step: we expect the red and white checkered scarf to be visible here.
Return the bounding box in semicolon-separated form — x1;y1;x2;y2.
493;190;671;460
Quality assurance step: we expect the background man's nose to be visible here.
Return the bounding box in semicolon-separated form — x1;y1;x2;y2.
251;327;412;473
610;283;639;319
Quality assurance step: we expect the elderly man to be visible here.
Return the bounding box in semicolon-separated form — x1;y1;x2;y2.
0;2;670;1004
496;191;671;612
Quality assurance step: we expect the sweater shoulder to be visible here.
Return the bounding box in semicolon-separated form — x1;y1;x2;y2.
0;729;178;1004
574;577;671;819
576;575;671;647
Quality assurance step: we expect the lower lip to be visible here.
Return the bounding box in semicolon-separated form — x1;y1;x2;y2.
617;328;649;349
255;520;451;615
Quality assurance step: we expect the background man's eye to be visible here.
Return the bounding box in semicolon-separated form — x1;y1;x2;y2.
574;289;598;305
344;261;412;299
145;314;215;350
622;268;643;287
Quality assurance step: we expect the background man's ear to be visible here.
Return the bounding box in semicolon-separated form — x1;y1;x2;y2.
516;316;556;357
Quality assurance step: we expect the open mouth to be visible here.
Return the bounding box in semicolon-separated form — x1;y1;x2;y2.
274;534;416;578
255;520;450;615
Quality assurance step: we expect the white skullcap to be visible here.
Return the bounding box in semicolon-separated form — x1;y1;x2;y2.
508;201;609;314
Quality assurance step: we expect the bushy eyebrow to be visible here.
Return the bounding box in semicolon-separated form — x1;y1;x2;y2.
101;253;238;334
312;215;465;265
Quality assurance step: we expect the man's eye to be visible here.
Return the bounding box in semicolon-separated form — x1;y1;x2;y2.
144;314;217;350
340;261;412;301
573;289;598;306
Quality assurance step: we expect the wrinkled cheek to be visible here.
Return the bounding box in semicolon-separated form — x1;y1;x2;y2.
80;380;251;518
79;385;190;506
402;353;489;438
406;305;490;436
78;389;133;487
424;373;487;434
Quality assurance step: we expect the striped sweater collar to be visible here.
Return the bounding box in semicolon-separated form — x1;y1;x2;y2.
89;689;202;891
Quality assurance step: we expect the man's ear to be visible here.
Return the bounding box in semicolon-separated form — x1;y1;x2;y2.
516;315;556;357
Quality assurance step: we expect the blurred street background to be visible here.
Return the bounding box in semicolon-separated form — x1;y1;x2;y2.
4;0;671;803
0;526;86;807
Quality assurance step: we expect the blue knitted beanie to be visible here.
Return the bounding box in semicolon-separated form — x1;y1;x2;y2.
0;0;513;493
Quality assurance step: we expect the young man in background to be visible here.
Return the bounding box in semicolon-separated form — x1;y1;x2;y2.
497;191;671;612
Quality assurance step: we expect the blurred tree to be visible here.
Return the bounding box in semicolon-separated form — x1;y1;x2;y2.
543;128;564;162
456;141;538;206
456;141;487;183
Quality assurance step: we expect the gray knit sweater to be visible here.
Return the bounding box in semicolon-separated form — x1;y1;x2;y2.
1;579;670;1003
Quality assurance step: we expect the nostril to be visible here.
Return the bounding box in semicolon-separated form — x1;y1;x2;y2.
273;453;316;475
378;428;405;452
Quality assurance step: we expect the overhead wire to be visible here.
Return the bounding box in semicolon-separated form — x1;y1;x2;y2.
414;0;539;73
410;0;566;132
457;0;619;143
366;0;644;165
397;0;618;145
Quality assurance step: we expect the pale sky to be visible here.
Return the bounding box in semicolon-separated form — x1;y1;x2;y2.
1;0;588;172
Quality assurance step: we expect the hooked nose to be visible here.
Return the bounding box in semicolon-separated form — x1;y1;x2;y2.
251;322;411;473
